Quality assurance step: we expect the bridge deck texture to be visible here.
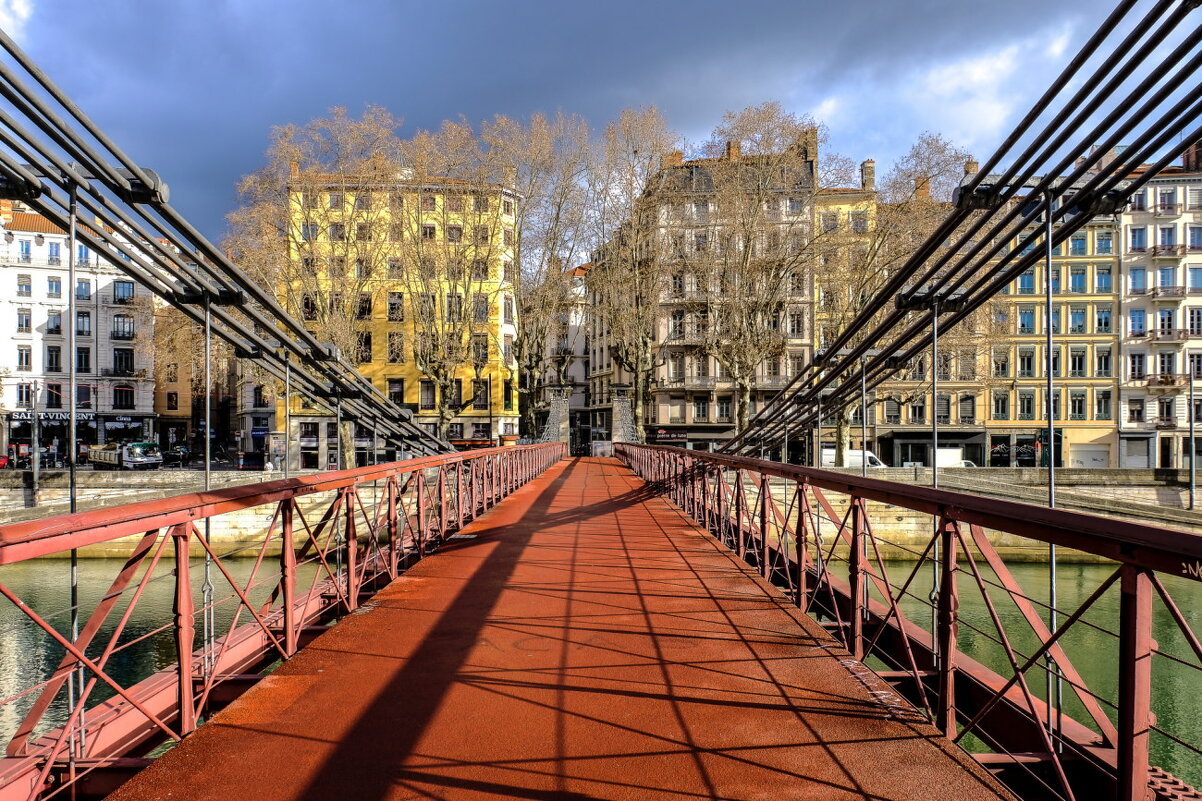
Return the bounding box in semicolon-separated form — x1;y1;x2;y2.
111;457;1012;801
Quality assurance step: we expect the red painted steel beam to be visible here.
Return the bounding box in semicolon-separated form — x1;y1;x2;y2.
0;445;558;563
616;445;1202;581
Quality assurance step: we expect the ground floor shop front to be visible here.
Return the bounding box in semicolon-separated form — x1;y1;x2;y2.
3;411;157;465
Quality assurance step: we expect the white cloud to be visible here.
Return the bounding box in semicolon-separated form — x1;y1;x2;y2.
813;96;842;126
0;0;34;43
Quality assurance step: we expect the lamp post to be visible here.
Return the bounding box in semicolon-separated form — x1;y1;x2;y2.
836;348;883;475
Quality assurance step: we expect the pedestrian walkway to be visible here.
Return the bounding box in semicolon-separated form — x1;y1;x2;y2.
111;457;1012;801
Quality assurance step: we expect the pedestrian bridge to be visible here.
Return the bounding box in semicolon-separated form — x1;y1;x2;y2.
0;445;1198;801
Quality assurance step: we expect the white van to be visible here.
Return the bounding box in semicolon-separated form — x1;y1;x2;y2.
821;448;886;469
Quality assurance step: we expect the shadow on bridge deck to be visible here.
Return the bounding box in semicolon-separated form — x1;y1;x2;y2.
110;457;1012;801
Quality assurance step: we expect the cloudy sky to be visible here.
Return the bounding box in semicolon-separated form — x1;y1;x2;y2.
1;0;1118;240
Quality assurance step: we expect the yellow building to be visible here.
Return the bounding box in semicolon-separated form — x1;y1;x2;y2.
984;215;1120;467
278;168;520;468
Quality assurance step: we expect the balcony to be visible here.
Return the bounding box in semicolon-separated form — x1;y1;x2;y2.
1150;244;1184;259
1154;416;1178;430
716;415;732;424
1189;242;1202;254
1129;245;1148;254
1146;373;1186;393
1149;328;1191;343
755;376;792;389
1150;285;1186;300
668;416;685;424
1017;412;1036;421
101;367;145;378
299;437;318;448
1153;203;1181;217
110;331;135;341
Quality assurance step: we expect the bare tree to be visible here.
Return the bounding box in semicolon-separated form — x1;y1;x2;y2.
584;107;678;440
226;106;406;465
481;112;591;435
676;103;826;431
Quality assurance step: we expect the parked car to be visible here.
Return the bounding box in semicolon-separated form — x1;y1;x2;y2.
162;445;191;467
0;454;9;469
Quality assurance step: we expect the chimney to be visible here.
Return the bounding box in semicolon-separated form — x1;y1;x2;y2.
661;150;683;168
860;159;875;191
914;176;931;201
964;157;979;176
1184;140;1202;173
289;160;300;180
725;140;741;160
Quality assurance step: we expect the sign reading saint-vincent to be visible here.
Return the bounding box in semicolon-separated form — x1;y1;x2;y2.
8;411;97;421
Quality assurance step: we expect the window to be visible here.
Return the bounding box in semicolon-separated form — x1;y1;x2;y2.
1050;268;1060;293
42;383;62;409
76;346;91;373
16;307;31;333
1129;352;1146;380
1159;351;1176;376
1017;270;1034;294
472;379;489;410
113;347;134;374
112;314;135;340
472;422;491;440
1130;309;1146;335
386;292;404;322
1190;225;1202;252
1130;268;1146;293
252;385;268;408
1096;390;1112;421
1070;390;1087;420
1095;231;1113;255
820;211;838;232
112;385;135;410
992;392;1010;420
385;378;405;405
1158;308;1175;332
445;294;462;322
503;229;514;246
17;273;31;297
76;278;91;300
1069;233;1087;256
850;210;869;233
503;296;514;324
1191;308;1202;336
1018;307;1035;334
1050;347;1060;377
447;225;463;243
421;224;436;240
1129;398;1146;422
471;334;490;365
45;276;62;299
909;398;926;424
76;311;91;336
17;345;31;371
77;245;90;266
46;345;61;372
327;222;345;241
789;353;805;376
1018;390;1035;420
503;261;515;282
1130;226;1147;252
166;391;178;411
1070;268;1086;292
1096;348;1112;377
503;198;513;215
1069;307;1086;333
47;242;61;266
1096;306;1112;333
356;293;372;320
356;332;373;363
1159;267;1176;289
472;293;489;323
993;350;1010;377
113;280;135;303
1018;348;1035;378
959;394;976;424
1070;348;1086;377
387;332;406;363
1160;225;1176;248
419;380;436;410
1159;397;1176;422
504;334;514;363
326;192;343;210
15;383;31;408
1049;308;1060;334
1094;267;1112;294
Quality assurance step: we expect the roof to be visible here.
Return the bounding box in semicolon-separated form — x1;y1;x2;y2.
8;212;66;235
569;262;592;277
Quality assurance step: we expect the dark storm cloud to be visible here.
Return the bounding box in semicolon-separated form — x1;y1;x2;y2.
12;0;1115;239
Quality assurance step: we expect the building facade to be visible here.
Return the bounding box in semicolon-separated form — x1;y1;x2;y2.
277;169;520;470
1117;146;1202;467
0;207;156;463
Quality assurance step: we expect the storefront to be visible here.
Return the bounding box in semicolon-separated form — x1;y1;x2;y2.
5;411;99;465
101;414;154;444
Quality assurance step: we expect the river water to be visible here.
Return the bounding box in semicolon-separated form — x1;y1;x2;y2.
0;558;1197;788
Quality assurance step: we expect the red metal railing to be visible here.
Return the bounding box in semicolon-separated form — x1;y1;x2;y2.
0;442;563;800
615;443;1202;801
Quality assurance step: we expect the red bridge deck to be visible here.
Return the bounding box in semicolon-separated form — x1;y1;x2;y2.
111;457;1011;801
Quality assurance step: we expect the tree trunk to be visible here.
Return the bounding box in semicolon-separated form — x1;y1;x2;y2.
339;420;356;469
736;380;752;432
834;413;850;468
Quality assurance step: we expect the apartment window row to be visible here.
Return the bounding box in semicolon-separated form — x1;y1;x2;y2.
11;381;135;410
993;345;1113;379
1013;304;1112;335
1129;307;1202;337
302;190;513;216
